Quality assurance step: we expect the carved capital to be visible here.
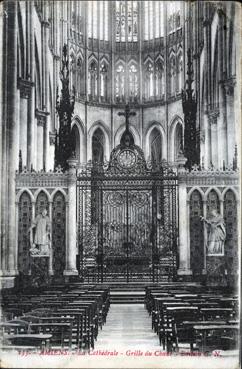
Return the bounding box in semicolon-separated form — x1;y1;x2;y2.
35;109;49;127
49;131;56;146
208;109;219;125
67;157;78;170
18;78;34;99
223;77;236;96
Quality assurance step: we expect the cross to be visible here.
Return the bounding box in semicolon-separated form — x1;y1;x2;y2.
118;104;136;132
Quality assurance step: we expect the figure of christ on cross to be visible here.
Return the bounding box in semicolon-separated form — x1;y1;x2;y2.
118;104;136;132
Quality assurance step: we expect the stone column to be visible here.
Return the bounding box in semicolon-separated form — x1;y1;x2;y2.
27;1;35;170
64;158;78;276
48;202;54;275
177;158;192;278
18;81;29;167
1;0;18;286
224;78;236;166
202;200;207;274
203;112;211;168
35;109;49;170
217;7;228;167
208;109;219;168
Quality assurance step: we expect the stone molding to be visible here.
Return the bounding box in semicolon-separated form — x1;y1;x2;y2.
16;167;69;189
35;109;49;127
49;131;56;146
207;108;219;125
18;78;34;99
223;77;236;96
178;166;239;186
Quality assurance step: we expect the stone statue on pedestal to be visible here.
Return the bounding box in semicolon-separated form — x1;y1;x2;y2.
201;209;226;256
29;209;53;275
29;209;51;255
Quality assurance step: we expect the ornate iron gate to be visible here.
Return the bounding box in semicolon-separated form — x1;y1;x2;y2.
77;130;178;283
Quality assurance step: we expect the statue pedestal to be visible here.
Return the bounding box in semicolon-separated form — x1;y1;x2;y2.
29;253;53;288
206;256;227;287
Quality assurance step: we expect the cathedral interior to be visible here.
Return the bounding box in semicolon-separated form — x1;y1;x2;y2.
0;1;240;361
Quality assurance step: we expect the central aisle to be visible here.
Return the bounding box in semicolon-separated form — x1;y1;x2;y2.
95;304;160;349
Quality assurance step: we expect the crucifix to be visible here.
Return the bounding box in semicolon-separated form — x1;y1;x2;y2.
118;104;136;132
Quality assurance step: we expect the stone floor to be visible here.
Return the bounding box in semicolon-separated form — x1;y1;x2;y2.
95;304;160;350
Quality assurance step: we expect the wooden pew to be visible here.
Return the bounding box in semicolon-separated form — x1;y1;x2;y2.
194;324;239;352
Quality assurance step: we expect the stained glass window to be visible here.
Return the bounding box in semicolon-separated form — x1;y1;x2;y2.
127;1;138;41
144;1;164;40
116;1;138;42
88;1;109;40
167;1;182;34
155;60;164;99
100;63;108;100
145;62;154;100
177;51;183;92
129;63;138;100
169;54;176;96
115;63;125;101
88;61;98;98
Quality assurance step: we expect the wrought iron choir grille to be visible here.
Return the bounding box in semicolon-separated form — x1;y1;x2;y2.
77;146;178;283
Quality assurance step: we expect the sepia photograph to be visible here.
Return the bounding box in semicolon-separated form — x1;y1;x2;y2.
0;1;241;368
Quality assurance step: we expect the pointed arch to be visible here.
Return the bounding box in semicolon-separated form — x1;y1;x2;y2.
69;52;76;91
144;60;154;101
187;187;205;202
72;116;85;163
16;188;35;203
221;186;239;202
189;189;204;275
114;124;141;147
205;188;222;216
144;55;153;66
204;187;222;202
169;115;184;162
34;188;51;203
168;49;176;96
92;127;105;163
145;122;166;160
177;48;183;92
100;58;109;101
88;58;98;99
50;188;68;203
88;121;111;161
154;57;165;99
115;60;125;102
128;60;138;101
